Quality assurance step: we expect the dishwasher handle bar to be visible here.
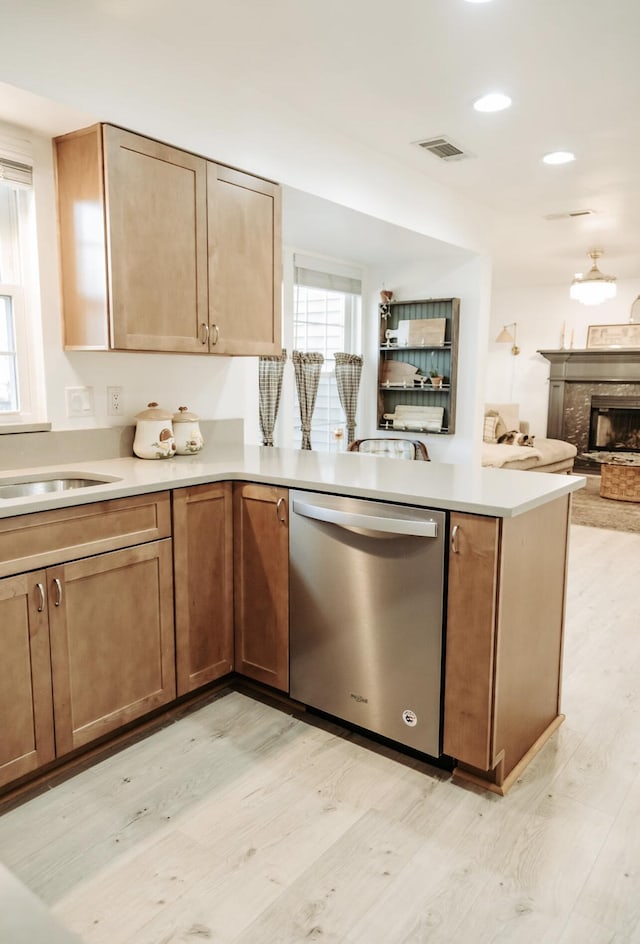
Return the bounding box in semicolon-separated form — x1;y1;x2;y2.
292;499;438;538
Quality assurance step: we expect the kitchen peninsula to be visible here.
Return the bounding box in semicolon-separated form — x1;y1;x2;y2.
0;444;583;798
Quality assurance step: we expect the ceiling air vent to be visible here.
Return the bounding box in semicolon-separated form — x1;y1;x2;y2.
414;136;472;162
544;209;596;221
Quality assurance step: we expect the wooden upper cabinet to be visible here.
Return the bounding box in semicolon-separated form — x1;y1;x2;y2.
207;164;282;355
104;127;208;353
54;123;281;355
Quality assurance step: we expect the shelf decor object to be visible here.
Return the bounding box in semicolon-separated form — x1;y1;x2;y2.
377;297;459;435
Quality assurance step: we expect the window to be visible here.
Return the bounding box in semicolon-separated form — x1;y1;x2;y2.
0;154;42;424
292;259;362;451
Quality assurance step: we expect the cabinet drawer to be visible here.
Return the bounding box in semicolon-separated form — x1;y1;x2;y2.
0;492;171;578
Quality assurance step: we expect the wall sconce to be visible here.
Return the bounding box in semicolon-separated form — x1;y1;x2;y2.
495;322;520;355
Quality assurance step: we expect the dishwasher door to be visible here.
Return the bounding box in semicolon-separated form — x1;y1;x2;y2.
289;490;446;757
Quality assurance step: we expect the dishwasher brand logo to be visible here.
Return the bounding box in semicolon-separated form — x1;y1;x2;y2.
350;692;369;704
402;709;418;727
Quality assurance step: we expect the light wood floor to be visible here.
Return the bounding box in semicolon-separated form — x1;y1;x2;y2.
1;524;639;944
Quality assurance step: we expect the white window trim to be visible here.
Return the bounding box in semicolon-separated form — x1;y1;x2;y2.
0;127;46;426
277;249;363;451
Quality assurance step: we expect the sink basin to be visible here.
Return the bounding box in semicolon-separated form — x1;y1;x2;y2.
0;473;121;500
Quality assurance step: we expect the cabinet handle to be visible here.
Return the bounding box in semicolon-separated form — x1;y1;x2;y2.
53;578;63;607
451;524;460;554
200;322;209;345
276;496;287;524
35;582;45;613
211;323;220;346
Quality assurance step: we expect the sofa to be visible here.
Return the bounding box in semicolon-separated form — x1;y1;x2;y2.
481;403;577;473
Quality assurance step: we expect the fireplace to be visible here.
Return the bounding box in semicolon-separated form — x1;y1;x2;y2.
539;348;640;472
589;396;640;453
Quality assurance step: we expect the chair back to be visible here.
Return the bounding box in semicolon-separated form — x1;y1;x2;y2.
348;438;430;460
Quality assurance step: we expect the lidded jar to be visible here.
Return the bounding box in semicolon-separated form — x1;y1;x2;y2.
172;406;204;455
133;402;176;459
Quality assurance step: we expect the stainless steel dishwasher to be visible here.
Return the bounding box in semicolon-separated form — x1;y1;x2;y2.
289;490;446;757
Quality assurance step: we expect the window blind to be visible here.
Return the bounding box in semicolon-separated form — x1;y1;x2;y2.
0;158;33;188
294;265;361;296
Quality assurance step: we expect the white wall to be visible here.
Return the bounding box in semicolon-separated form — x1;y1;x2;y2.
487;279;640;436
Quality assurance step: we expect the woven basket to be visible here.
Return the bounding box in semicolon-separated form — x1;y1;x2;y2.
600;463;640;502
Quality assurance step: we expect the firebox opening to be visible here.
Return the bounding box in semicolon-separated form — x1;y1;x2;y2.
588;396;640;453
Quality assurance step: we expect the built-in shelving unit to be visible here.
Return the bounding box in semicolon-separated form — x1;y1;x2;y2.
377;297;459;435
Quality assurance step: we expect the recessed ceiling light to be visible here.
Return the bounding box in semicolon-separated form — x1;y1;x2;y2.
473;92;512;113
542;150;576;165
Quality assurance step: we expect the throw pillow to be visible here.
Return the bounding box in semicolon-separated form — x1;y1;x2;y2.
483;414;498;442
484;409;507;443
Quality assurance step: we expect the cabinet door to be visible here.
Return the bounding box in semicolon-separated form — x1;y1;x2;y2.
0;572;55;787
443;513;500;771
173;483;234;694
233;484;289;691
207;164;282;355
49;540;176;755
104;126;208;353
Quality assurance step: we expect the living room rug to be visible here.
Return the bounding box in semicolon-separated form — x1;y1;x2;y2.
571;475;640;533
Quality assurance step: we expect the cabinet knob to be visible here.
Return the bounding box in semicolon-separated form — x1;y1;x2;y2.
276;497;287;524
35;582;45;613
200;323;210;345
451;524;460;554
53;578;63;607
211;323;220;346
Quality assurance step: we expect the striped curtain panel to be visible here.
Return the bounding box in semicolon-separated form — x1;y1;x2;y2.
334;353;363;445
258;350;287;446
292;351;324;450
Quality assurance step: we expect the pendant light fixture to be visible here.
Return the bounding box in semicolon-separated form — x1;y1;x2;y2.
570;250;617;306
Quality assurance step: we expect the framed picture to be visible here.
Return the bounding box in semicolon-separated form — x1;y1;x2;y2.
586;323;640;350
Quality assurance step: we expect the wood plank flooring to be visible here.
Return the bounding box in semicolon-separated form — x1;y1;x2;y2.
0;523;639;943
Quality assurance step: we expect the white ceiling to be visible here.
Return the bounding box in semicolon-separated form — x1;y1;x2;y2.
2;0;640;287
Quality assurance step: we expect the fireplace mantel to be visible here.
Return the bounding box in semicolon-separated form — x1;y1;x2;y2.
539;349;640;383
538;349;640;467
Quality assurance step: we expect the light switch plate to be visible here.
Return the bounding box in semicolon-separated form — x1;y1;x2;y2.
65;386;95;417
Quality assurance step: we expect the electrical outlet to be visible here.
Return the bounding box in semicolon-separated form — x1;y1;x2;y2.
107;386;123;416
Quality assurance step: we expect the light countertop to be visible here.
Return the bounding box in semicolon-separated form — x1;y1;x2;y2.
0;444;585;519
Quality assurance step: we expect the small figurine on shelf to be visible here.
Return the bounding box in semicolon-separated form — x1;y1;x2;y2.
429;369;444;389
380;288;394;320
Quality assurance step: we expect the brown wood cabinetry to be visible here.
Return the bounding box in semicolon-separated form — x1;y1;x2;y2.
173;483;234;694
0;573;55;788
233;483;289;692
207;164;282;355
48;540;175;755
0;494;175;786
444;497;570;793
54;124;281;355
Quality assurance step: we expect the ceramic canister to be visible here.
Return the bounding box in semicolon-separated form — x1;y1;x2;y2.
172;406;204;455
133;402;176;459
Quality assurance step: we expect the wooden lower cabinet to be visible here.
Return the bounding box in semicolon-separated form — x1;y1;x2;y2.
233;483;289;692
444;498;570;792
48;540;175;756
0;572;55;788
173;483;233;694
